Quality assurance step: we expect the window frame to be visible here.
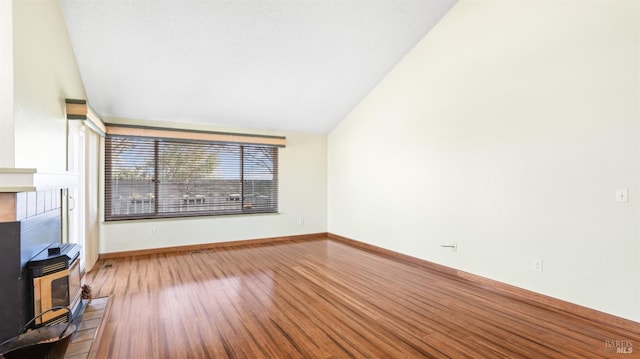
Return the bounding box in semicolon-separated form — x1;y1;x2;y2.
104;134;280;221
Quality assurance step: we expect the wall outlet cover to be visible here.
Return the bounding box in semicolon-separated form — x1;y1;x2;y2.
531;258;543;273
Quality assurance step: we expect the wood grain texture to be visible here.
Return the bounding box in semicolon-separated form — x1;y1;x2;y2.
328;232;640;335
85;237;640;358
0;192;16;222
65;297;111;359
65;99;88;117
105;125;287;147
98;233;328;260
87;296;113;359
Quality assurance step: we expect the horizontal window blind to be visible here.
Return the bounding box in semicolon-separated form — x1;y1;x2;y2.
105;135;278;220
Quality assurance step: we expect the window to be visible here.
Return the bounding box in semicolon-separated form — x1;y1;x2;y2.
105;135;279;220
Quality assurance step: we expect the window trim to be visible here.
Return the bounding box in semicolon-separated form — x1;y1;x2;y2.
105;124;286;147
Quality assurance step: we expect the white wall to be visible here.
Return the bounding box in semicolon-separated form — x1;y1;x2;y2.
13;0;86;171
100;120;327;253
328;0;640;321
0;0;14;167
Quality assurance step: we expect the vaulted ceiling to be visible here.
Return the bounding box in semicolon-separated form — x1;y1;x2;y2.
61;0;458;134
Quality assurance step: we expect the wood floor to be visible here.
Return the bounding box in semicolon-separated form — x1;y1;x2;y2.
85;237;639;358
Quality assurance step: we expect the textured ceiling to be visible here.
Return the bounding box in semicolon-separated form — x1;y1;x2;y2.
61;0;458;134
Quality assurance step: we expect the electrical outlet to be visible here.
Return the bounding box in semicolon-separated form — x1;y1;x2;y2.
532;258;543;273
149;227;156;236
616;189;628;202
297;217;304;225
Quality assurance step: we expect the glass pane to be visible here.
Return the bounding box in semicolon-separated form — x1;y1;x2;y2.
69;262;81;303
51;276;70;307
157;142;242;214
243;146;276;212
106;137;155;217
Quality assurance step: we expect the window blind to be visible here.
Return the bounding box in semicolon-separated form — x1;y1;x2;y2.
105;135;278;220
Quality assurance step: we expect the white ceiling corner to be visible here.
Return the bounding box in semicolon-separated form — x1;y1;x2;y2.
60;0;458;134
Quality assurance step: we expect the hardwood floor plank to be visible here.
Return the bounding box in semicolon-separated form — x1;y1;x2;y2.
84;238;639;358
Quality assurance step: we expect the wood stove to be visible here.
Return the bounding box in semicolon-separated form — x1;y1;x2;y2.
27;243;82;326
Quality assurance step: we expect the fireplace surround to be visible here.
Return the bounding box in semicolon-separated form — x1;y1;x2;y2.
0;169;81;342
0;190;69;342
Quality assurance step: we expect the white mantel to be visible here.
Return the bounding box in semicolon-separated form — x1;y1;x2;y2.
0;168;78;192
